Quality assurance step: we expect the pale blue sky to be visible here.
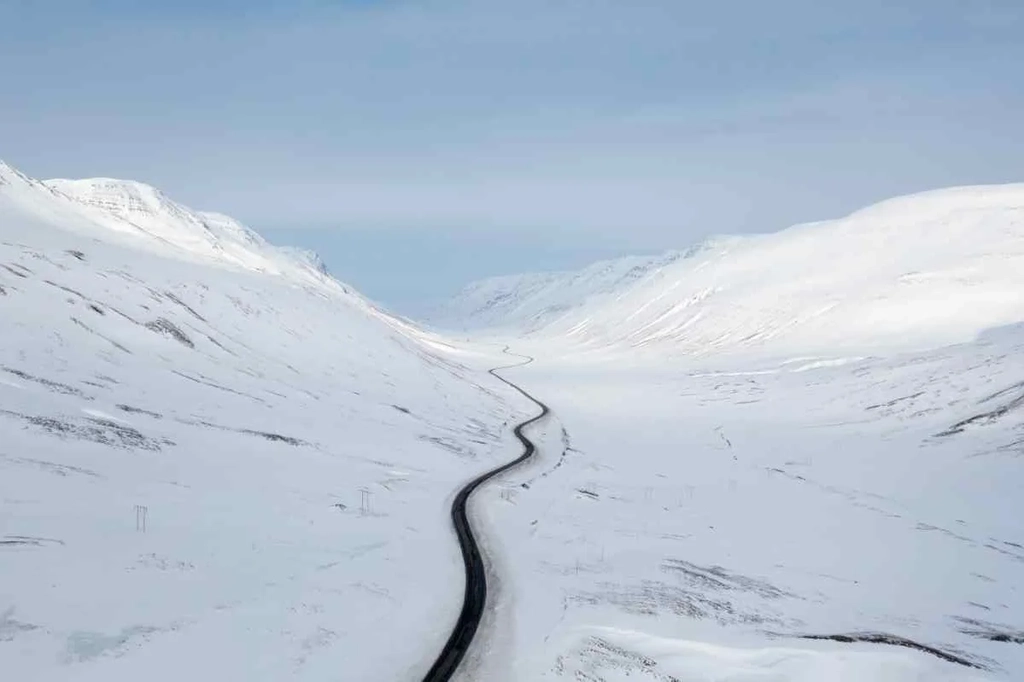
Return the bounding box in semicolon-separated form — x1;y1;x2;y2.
2;1;1022;313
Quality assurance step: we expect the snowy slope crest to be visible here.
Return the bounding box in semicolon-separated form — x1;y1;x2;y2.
0;161;337;294
439;184;1024;356
1;159;435;374
42;175;332;285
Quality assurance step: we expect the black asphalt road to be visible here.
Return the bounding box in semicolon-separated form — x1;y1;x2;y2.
421;352;549;682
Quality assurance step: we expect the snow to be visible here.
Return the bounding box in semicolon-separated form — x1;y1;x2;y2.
428;248;699;333
465;337;1023;680
548;627;993;682
5;157;1023;682
432;184;1024;358
0;160;531;680
43;176;331;285
434;185;1024;680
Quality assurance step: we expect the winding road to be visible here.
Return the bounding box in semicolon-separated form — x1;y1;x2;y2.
421;352;549;682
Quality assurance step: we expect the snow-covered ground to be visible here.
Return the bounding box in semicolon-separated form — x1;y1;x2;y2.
0;161;531;681
468;331;1024;681
4;158;1022;682
436;186;1024;680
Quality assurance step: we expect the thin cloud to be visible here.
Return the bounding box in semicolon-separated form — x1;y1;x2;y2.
1;0;1022;306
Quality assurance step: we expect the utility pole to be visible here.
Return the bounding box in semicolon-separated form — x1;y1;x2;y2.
135;504;148;533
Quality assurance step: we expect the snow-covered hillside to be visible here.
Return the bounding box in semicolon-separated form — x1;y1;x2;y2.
0;160;527;681
430;249;698;334
476;326;1024;681
431;184;1024;681
43;179;311;272
6;158;1022;682
434;185;1024;358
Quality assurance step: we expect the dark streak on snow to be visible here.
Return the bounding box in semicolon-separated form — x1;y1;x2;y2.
419;434;477;459
0;409;170;451
1;367;88;397
103;305;138;324
116;404;164;419
70;317;132;354
661;559;794;600
43;279;87;300
521;426;574;487
170;370;266;404
145;318;195;348
865;392;924;411
165;292;207;322
956;616;1024;644
0;535;65;547
795;632;986;669
178;417;309;446
978;380;1024;404
200;332;237;357
572;580;784;626
936;388;1024;437
0;454;102;478
2;263;29;278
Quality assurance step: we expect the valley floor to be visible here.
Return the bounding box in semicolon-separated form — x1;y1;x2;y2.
459;329;1024;681
4;162;1022;681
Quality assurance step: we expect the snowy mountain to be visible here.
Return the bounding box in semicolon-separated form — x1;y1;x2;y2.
429;248;705;333
434;184;1024;357
5;157;1022;682
429;184;1024;681
0;160;526;681
42;175;334;286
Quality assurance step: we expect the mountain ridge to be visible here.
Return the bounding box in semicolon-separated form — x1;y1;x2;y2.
1;160;337;293
433;182;1024;358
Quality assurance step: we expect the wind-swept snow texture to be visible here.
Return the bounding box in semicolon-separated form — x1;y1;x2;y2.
434;185;1024;681
434;184;1024;358
0;161;527;681
475;337;1024;680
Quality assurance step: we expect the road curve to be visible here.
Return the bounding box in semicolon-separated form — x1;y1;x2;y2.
421;351;549;682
